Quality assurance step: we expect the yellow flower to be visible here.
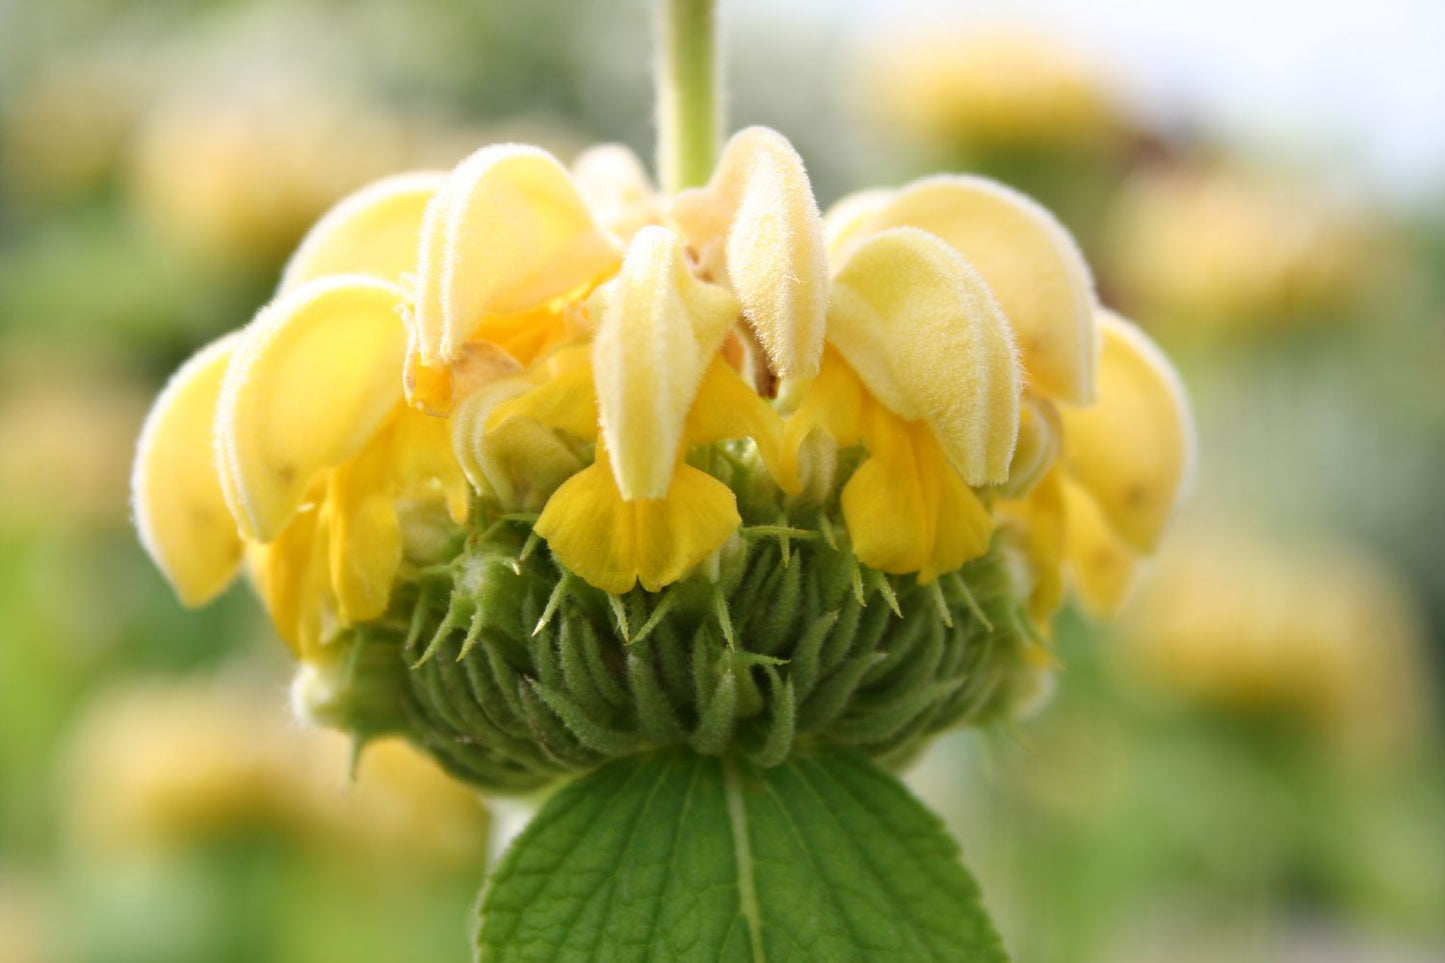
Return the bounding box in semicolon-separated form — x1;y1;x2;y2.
133;172;470;655
1106;164;1377;333
135;121;1192;665
63;673;488;866
792;174;1190;612
126;77;549;265
861;25;1129;155
999;310;1195;624
427;128;820;593
1115;522;1431;758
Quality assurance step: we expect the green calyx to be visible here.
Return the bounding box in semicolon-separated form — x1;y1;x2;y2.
297;498;1042;794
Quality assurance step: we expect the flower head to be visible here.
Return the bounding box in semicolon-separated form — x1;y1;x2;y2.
1115;522;1430;759
134;124;1192;788
1106;163;1377;333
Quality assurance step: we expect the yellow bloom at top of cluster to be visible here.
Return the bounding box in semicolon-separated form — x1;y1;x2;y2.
133;124;1193;658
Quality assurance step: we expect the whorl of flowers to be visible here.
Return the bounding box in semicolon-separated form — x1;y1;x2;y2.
133;127;1191;789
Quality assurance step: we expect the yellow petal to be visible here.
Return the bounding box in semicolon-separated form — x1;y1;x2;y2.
132;333;245;606
857;175;1097;405
685;358;793;493
1058;310;1193;553
842;412;992;581
785;347;869;453
1062;477;1140;618
453;375;585;511
829;226;1021;485
672;126;828;378
999;394;1061;498
472;305;571;368
327;454;400;623
911;422;995;582
487;344;599;442
328;407;470;622
593;226;738;500
403;336;523;417
782;348;870;499
822;187;892;261
997;468;1068;629
387;405;471;527
535;450;741;594
248;499;337;656
413;144;621;364
278;171;443;292
217;277;408;541
571;143;660;241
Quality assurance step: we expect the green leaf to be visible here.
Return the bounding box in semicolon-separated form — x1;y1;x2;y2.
477;748;1009;962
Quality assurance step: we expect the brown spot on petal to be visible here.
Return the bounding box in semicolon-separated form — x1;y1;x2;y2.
720;330;746;373
732;321;779;399
450;341;523;401
1122;483;1151;509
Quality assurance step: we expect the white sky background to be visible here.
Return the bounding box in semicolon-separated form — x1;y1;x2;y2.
742;0;1445;201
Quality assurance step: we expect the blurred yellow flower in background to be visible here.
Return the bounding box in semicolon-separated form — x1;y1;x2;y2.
1107;164;1379;334
126;76;572;267
63;671;487;867
1115;520;1432;759
0;355;149;531
861;24;1132;156
0;876;53;963
1;51;150;204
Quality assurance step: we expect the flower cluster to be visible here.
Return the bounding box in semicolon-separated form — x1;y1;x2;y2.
134;126;1191;783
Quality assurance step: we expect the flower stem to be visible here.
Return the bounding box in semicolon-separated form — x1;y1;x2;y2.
655;0;721;194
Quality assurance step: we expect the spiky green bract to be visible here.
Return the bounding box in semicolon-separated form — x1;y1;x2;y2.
478;747;1010;961
303;492;1038;794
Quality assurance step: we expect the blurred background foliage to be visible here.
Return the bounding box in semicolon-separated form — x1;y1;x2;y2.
0;1;1441;962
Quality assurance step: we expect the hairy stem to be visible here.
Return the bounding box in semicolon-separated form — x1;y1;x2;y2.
655;0;721;194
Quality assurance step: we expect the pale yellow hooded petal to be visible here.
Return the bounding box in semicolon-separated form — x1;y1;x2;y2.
672;126;828;378
592;226;738;500
1062;477;1140;618
1059;310;1193;553
828;226;1021;485
999;394;1061;498
571;143;661;241
217;277;408;542
131;332;245;606
857;175;1097;405
822;188;892;261
413;144;621;364
535;450;740;595
278;171;443;292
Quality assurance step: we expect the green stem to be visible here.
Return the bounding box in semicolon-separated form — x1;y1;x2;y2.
655;0;721;194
